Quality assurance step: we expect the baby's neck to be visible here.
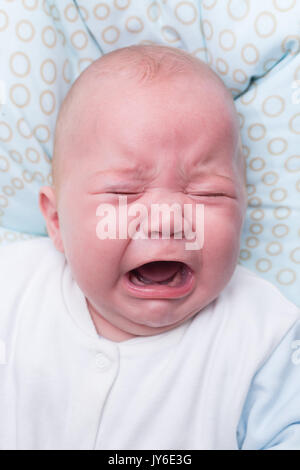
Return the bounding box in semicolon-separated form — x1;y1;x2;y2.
86;299;138;342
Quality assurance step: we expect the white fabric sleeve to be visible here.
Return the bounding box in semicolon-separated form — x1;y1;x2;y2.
237;318;300;450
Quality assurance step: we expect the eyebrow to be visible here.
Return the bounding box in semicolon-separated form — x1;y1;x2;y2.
180;147;237;179
87;167;155;187
89;167;146;178
179;160;236;184
190;171;235;184
88;159;236;187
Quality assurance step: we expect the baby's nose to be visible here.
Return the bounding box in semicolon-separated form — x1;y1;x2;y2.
137;192;192;241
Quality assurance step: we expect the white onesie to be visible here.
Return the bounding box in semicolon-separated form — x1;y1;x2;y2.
0;237;300;450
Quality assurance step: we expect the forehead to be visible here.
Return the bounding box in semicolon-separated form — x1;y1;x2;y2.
66;72;238;177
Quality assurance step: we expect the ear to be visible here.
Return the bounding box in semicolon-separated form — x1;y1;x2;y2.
39;186;64;253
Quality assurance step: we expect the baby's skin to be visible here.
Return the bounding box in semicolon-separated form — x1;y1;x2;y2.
39;45;247;342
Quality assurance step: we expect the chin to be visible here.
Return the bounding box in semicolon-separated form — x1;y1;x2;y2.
124;301;190;329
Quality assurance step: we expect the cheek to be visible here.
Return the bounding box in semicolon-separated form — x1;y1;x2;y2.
66;235;127;298
194;205;243;302
58;197;126;294
203;203;243;271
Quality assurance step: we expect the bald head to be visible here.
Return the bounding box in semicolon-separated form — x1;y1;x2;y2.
51;44;244;202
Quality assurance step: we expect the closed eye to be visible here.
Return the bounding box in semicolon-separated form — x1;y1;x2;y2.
88;190;142;195
189;193;229;197
188;192;237;200
106;191;142;195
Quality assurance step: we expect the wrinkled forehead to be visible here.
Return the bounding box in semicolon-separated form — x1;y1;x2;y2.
74;71;238;157
53;64;241;198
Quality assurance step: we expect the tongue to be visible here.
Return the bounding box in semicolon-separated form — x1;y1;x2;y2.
136;261;181;283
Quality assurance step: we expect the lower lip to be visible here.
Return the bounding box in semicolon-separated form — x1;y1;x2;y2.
122;266;196;299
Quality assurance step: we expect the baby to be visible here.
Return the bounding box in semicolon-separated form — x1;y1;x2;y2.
1;44;300;450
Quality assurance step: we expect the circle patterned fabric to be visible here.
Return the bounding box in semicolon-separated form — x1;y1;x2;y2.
0;0;299;307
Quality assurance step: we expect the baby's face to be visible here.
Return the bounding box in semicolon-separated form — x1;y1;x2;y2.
40;72;246;341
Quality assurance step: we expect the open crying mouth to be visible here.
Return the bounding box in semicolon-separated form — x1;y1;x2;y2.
129;261;189;288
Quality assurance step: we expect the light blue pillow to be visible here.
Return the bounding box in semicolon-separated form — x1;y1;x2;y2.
200;0;300;306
